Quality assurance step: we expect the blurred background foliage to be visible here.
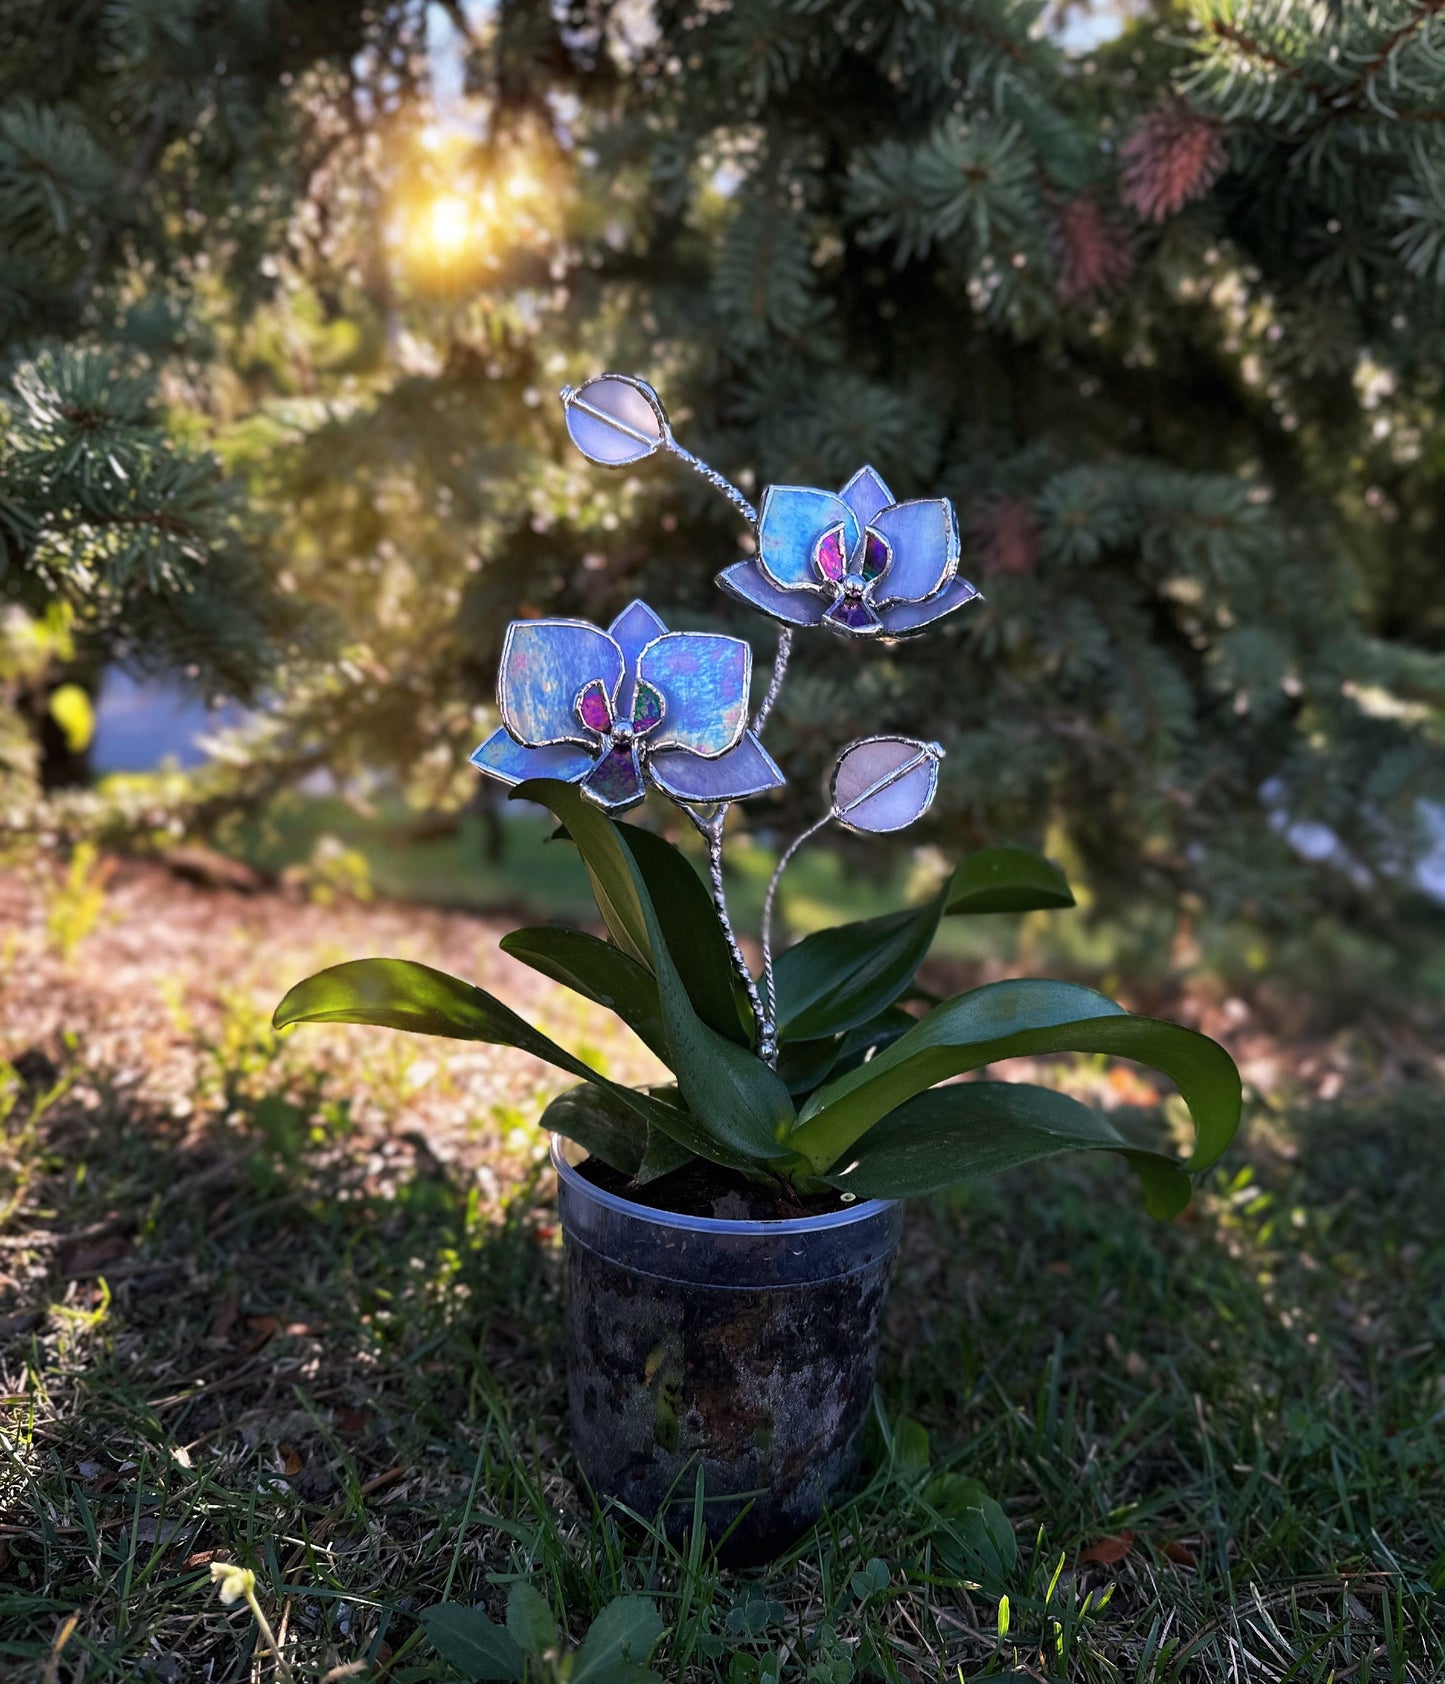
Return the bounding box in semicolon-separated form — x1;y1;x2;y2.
2;0;1444;966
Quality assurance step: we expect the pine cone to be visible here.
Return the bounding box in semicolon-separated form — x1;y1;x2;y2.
1055;193;1136;304
1120;99;1227;223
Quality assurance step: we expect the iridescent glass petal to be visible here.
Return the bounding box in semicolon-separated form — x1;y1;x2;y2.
876;575;980;636
756;486;859;593
582;744;646;811
648;733;786;804
499;621;625;747
716;562;827;627
839;465;894;528
470;729;598;788
868;498;959;607
638;632;750;757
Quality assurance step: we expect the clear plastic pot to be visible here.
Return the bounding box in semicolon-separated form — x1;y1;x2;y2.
551;1134;905;1566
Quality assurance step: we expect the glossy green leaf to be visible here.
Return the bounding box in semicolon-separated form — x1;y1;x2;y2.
541;1084;646;1176
501;926;669;1061
829;1006;918;1077
272;956;677;1146
946;845;1075;915
776;1033;846;1096
519;779;751;1046
775;1007;916;1098
542;1084;700;1183
572;1595;666;1683
821;1082;1192;1218
276;956;756;1171
618;823;752;1044
634;1100;699;1184
515;779;651;968
420;1603;525;1680
619;840;794;1166
772;889;945;1040
790;978;1241;1189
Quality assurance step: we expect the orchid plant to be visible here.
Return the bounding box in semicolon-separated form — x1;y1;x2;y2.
274;374;1241;1215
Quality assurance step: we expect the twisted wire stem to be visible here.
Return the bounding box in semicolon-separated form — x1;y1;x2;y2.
663;438;758;526
759;814;833;1035
685;805;770;1055
657;420;797;1064
752;627;792;735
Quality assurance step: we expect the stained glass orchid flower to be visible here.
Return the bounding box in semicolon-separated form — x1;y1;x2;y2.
470;600;785;814
717;466;980;638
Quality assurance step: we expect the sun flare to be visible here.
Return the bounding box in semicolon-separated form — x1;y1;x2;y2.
426;192;472;256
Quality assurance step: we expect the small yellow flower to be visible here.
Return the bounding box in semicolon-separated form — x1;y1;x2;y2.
210;1562;256;1607
207;1561;292;1682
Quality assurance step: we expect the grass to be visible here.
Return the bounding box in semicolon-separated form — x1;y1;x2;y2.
2;856;1444;1682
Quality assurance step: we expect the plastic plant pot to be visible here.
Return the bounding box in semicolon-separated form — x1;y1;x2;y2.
551;1134;906;1567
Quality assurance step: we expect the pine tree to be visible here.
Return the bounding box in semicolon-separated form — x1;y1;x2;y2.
2;0;1442;934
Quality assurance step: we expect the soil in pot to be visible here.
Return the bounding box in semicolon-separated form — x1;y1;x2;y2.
575;1153;855;1222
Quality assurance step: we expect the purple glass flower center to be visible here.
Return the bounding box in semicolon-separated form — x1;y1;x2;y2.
577;681;613;734
808;519;892;635
814;526;847;584
576;675;665;751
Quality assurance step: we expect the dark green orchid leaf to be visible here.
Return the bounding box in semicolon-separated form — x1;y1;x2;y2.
540;1083;647;1176
821;1082;1192;1219
501;926;669;1062
541;1084;706;1184
946;846;1075;915
617;838;794;1167
790;977;1241;1198
631;1088;700;1183
776;1033;846;1097
517;779;751;1046
515;779;652;968
776;1007;918;1098
829;1006;919;1078
772;889;946;1041
617;822;753;1044
271;955;756;1169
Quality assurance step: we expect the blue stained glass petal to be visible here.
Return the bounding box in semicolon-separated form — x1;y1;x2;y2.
876;575;980;636
869;499;959;607
830;736;941;833
716;562;827;627
648;733;786;804
470;729;597;788
839;465;894;528
756;486;860;593
824;598;884;635
608;600;669;669
499;621;625;747
637;632;750;757
582;744;646;812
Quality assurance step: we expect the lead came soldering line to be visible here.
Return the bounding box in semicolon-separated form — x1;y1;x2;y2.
565;396;658;447
834;748;934;821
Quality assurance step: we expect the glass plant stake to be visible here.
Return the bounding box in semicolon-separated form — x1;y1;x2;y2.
478;373;985;1065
